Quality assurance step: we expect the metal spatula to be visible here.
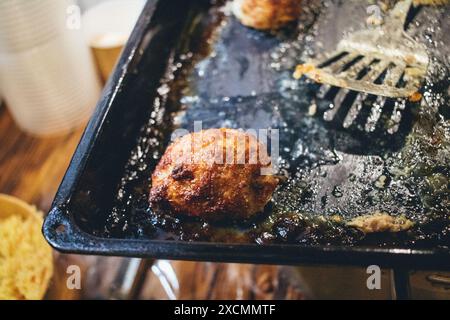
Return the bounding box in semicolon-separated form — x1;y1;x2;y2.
294;0;429;132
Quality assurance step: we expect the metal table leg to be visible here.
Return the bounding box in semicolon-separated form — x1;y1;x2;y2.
110;258;154;300
392;269;411;300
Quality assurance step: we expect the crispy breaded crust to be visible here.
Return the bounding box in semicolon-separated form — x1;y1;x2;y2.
234;0;301;30
149;128;279;220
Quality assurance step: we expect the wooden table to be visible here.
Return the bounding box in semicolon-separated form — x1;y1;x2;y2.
0;104;300;300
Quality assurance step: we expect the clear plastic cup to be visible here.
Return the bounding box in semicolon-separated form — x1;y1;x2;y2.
0;30;101;135
0;0;72;53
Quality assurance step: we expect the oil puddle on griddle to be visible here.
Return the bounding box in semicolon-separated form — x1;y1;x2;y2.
106;0;449;249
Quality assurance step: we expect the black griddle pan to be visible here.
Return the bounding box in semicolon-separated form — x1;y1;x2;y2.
43;0;450;270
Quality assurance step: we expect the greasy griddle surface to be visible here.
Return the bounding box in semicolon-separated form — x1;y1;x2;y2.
105;0;449;248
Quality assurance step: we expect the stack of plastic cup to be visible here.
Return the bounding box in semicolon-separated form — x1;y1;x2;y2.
0;0;101;136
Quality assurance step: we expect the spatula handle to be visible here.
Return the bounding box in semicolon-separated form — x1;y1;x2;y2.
386;0;413;29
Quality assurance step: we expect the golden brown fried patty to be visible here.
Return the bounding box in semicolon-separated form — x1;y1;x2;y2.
149;128;279;221
233;0;302;30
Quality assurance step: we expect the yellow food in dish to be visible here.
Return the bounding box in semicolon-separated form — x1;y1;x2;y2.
0;194;53;300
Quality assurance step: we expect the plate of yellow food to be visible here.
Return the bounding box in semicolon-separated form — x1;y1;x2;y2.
0;194;53;300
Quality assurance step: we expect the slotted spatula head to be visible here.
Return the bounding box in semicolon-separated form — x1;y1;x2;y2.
294;0;429;99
